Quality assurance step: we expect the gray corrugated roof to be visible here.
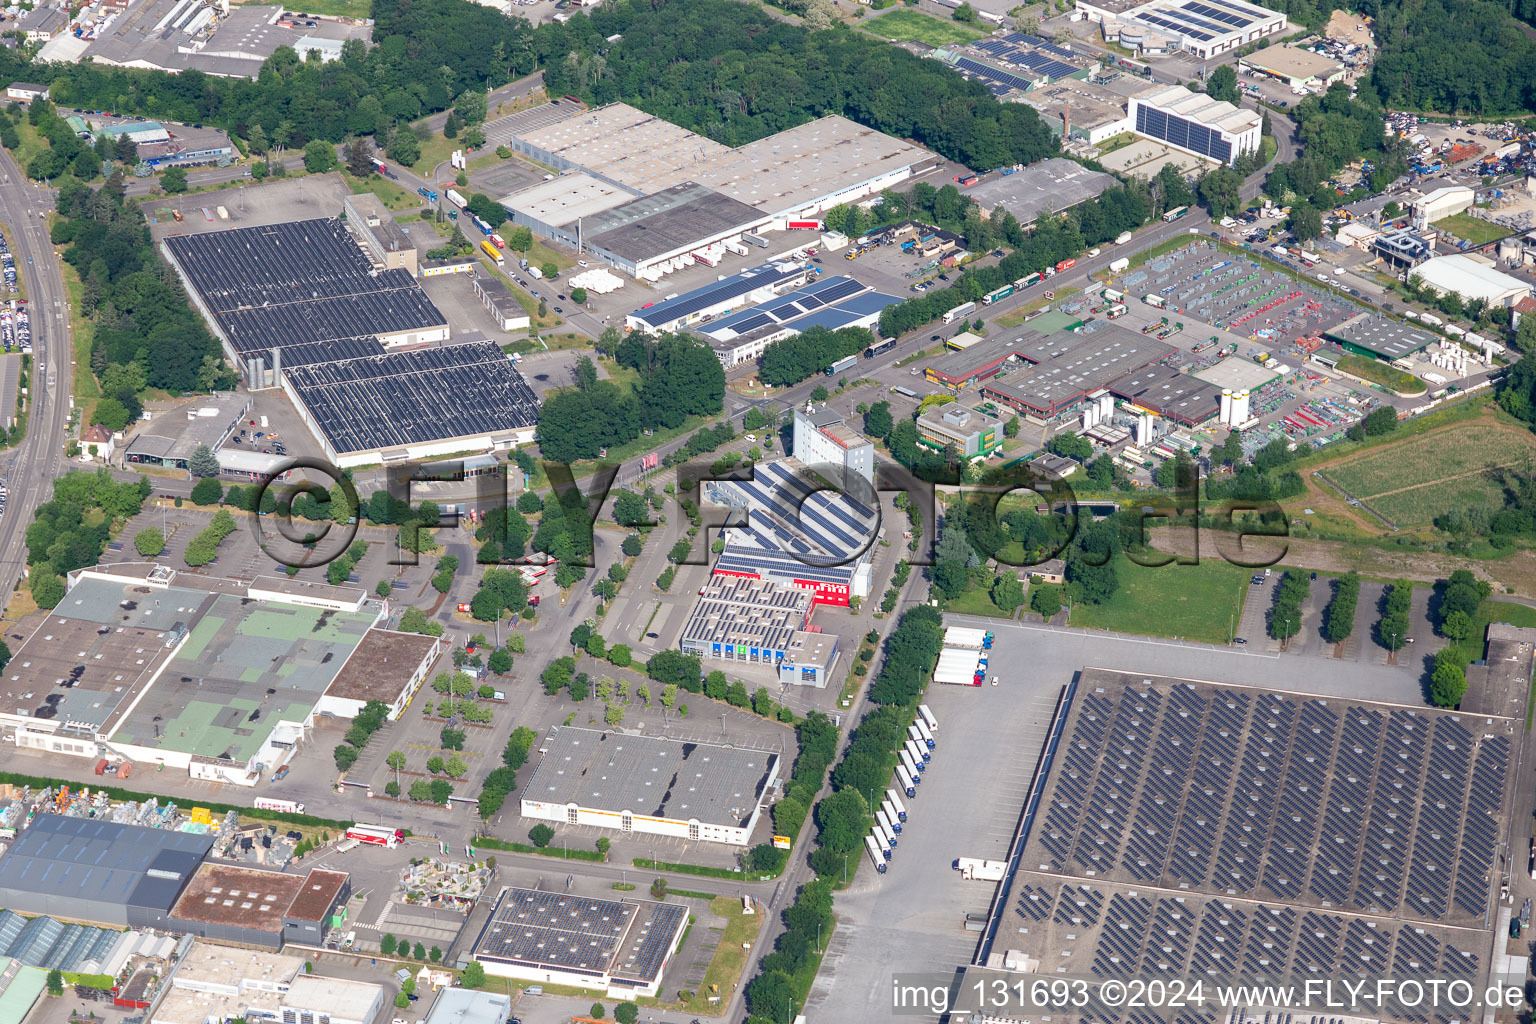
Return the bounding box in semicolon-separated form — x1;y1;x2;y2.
0;815;212;913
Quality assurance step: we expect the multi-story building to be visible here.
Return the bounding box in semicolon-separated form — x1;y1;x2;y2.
915;405;1004;458
791;402;875;491
679;575;840;687
1128;85;1262;166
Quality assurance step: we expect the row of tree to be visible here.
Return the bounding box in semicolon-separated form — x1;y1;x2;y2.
26;470;151;608
1321;571;1360;644
1266;570;1311;644
477;725;537;818
759;326;874;387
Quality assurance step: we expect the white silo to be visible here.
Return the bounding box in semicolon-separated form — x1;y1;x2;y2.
1082;408;1095;431
1233;390;1252;423
1099;393;1114;423
1136;412;1152;446
1220;390;1233;425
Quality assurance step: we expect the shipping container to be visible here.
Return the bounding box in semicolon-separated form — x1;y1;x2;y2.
825;354;859;376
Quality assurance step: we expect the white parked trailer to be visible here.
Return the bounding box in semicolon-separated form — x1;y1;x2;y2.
896;765;917;796
886;788;908;821
918;704;938;732
877;822;897;849
914;719;935;749
866;834;888;872
901;749;923;777
881;799;903;833
877;808;899;840
953;857;1008;880
906;739;930;765
943;626;990;649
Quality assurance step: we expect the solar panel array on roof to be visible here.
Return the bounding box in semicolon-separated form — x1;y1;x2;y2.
1003;31;1077;57
634;262;806;328
163;219;447;359
702;275;869;338
965;42;1080;80
713;538;858;587
953;56;1040;93
283;341;539;456
474;888;686;985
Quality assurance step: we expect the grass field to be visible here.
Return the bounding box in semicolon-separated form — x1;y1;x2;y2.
1069;555;1251;644
1337;354;1425;394
946;585;1017;619
1325;421;1536;528
339;170;419;211
675;898;759;1014
1432;212;1510;247
234;0;368;15
997;287;1079;328
861;8;984;45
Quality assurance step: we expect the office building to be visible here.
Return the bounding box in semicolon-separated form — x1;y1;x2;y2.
1128;84;1262;165
150;943;382;1024
1237;44;1347;90
792;402;875;491
342;192;419;276
915;404;1004;458
520;728;779;847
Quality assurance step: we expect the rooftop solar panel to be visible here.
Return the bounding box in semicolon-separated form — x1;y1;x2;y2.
635;263;805;326
954;57;1038;93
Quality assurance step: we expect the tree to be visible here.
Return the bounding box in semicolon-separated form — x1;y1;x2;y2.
1430;652;1468;708
608;643;632;667
1030;582;1062;619
991;573;1025;611
409;779;431;802
445;754;468;778
815;788;869;853
251;160;269;181
1288;203;1323;242
188;442;221;478
571;287;588;305
811;384;829;402
161;165;188;193
190;476;223;506
1004;415;1020;438
45;969;62;996
1197;167;1243;219
1205;64;1239;103
334;745;359;771
387;127;421;167
414;942;427;960
303;139;337;173
529;823;555;847
1443;609;1473;646
134;527;165;557
1361;406;1398;436
380;933;398;955
30;573;65;609
460;961;486;988
540;261;559;281
344;136;375;177
615;1002;639;1024
592;1004;607;1020
395;992;411;1009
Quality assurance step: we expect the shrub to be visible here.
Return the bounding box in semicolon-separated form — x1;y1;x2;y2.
529;823;555;847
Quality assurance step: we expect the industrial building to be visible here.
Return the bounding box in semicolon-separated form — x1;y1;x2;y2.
1410;253;1532;308
166;863;350;950
3;563;383;786
314;628;446;721
626;261;812;333
1077;0;1287;58
38;0;369;78
121;390;251;471
1324;311;1437;361
424;990;514;1024
1411;181;1476;229
150;943;382;1024
792;402;875;492
679;574;840;687
1373;227;1435;269
933;36;1091;97
469;887;689;998
962;157;1120;222
1237;44;1347;90
342;192;418;276
958;667;1515;1024
915;404;1004;458
520;727;780;847
0;815;213;928
281;341;540;469
1128;84;1263;165
163;218;447;384
470;272;534;333
704;458;878;604
501;102;938;279
1017;86;1132;146
972;327;1177;422
694;275;898;365
1109;362;1222;426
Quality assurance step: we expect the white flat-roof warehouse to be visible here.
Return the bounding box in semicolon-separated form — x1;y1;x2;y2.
501;102;938;279
1129;84;1262;165
520;726;779;846
1078;0;1287;58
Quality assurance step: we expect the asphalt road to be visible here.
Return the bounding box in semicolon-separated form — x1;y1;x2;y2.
0;147;68;609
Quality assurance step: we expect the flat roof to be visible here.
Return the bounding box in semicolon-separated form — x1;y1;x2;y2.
584;182;764;263
985;668;1514;1023
170;862;306;933
284;869;349;923
514;102;731;192
690;116;935;215
1019;84;1128;130
124;391;249;466
1324;311;1438;359
1412;253;1532;303
681;575;811;654
963;157;1118;223
1109;362;1221;423
109;592;378;762
424;989;513;1024
500;172;638;227
1191;353;1282;391
631;261;807;329
324;628;442;705
977;326;1174;413
0;815;213;914
523;726;778;828
701;275;871;339
283;341;539;457
163;219;447;360
916;403;1005;438
473;886;687;985
1240;43;1346;78
345;192;417;256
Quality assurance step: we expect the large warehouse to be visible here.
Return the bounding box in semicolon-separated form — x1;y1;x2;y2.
502;102;939;279
280;341;540;469
678;574;841;687
1325;312;1437;361
520;727;780;847
958;668;1515;1024
963;157;1119;222
469;887;689;998
0;815;213;928
4;563;387;785
626;261;812;333
1128;84;1263;165
1409;253;1532;308
1078;0;1287;58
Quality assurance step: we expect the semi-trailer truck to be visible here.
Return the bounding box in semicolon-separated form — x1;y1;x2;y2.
914;719;935;749
953;857;1008;881
896;765;917;796
900;749;923;777
877;809;899;841
445;189;468;209
918;704;938;732
906;739;930;765
877;822;897;849
826;354;859;376
881;800;903;833
886;788;908;821
866;834;889;872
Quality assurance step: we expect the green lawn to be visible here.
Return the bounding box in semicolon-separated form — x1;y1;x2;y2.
1336;354;1426;394
339;170;420;212
1432;212;1510;247
946;585;1017;619
235;0;369;15
1069;555;1251;645
861;8;985;45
